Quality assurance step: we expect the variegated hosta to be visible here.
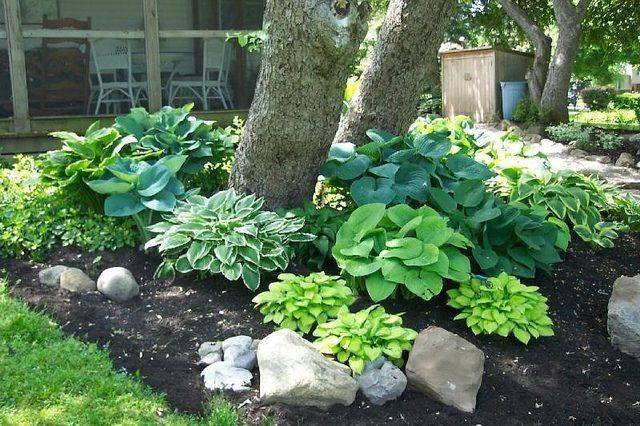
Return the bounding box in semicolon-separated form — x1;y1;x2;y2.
145;189;315;290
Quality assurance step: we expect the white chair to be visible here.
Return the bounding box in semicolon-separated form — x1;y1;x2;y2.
88;39;148;114
168;38;234;110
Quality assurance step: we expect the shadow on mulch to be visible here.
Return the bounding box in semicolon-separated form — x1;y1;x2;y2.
2;233;640;425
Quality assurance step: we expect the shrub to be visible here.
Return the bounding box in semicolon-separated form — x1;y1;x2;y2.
145;189;314;289
594;131;623;150
447;273;553;344
252;272;355;334
280;201;351;270
332;203;473;302
313;305;417;374
581;87;615;111
0;156;137;260
610;193;640;232
613;92;640;110
417;90;442;116
545;122;593;146
512;96;540;125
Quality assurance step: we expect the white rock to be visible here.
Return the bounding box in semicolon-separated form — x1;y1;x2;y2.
198;341;222;358
59;268;96;293
198;351;223;366
201;361;252;392
257;329;358;409
222;335;252;351
615;153;636;168
38;265;69;287
97;267;139;302
608;275;640;359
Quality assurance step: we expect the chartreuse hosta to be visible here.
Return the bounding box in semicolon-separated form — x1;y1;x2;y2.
313;305;417;374
145;189;315;290
447;273;553;344
332;203;473;302
252;272;355;334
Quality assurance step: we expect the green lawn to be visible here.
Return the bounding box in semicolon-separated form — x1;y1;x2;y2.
570;109;640;131
0;278;243;426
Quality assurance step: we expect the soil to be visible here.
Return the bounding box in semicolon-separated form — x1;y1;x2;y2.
3;234;640;425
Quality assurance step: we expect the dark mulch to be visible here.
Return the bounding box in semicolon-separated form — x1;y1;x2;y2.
3;233;640;425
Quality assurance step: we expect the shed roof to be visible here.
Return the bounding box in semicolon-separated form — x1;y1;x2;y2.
439;46;534;58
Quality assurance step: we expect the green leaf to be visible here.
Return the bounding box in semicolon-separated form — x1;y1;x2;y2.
428;187;457;213
104;193;145;217
365;272;397;302
242;264;260;290
344;203;386;241
137;164;172;197
141;189;176;212
85;178;133;195
350;177;395;206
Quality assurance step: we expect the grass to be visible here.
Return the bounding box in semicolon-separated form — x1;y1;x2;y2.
570;109;640;131
0;278;244;426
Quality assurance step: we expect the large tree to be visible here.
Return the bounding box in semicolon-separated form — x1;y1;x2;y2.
229;0;369;209
334;0;457;146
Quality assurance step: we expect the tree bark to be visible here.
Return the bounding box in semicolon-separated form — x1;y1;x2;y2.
539;0;591;123
333;0;456;146
228;0;369;209
496;0;551;106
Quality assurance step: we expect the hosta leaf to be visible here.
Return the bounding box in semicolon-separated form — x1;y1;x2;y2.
137;164;172;197
141;189;176;212
350;177;395;206
104;193;145;217
221;262;242;281
85;177;133;195
242;264;260;290
365;272;397;302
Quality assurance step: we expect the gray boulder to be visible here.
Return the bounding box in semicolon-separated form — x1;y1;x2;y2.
357;358;407;406
198;351;223;366
524;134;542;145
59;268;96;293
585;154;612;164
406;327;484;413
570;149;589;158
38;265;69;287
525;124;544;136
629;133;640;144
97;267;139;302
222;335;252;351
225;345;257;370
201;361;252;392
608;275;640;359
257;329;358;409
199;341;222;358
616;153;636;168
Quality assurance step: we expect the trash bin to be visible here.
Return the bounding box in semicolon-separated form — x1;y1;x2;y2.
500;81;528;120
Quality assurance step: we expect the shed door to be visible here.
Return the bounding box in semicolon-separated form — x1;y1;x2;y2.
442;54;495;123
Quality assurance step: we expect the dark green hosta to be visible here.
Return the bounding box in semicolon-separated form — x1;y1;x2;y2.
504;169;623;248
313;305;417;374
447;273;554;345
145;189;315;290
114;103;221;177
333;203;473;302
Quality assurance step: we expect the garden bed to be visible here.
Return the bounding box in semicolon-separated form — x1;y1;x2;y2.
3;233;640;425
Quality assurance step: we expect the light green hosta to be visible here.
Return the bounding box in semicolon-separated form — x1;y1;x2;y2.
332;203;473;302
313;305;417;374
447;273;554;344
145;189;315;290
252;272;355;334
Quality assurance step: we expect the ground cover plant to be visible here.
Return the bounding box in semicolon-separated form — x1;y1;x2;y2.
252;272;355;334
146;189;314;289
447;273;554;345
0;278;243;426
312;305;417;374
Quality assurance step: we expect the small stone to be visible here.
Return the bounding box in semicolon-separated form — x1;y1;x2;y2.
198;341;222;358
59;268;96;293
198;351;223;366
97;267;139;302
508;125;525;137
357;360;407;406
629;133;640;144
257;329;358;409
201;361;252;392
608;275;640;359
616;153;636;168
585;154;612;164
636;161;640;169
222;335;252;352
570;149;588;158
38;265;69;287
524;134;542;144
498;119;513;131
406;326;484;413
225;346;257;370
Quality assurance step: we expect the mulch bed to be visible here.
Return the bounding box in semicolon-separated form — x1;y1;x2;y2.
3;233;640;425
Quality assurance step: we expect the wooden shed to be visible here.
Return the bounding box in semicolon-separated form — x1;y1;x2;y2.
440;47;534;122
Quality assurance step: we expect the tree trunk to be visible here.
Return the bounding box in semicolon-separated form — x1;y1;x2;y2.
229;0;369;209
333;0;456;146
540;0;591;123
496;0;551;106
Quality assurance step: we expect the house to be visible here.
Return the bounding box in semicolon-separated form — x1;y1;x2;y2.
0;0;264;152
615;64;640;92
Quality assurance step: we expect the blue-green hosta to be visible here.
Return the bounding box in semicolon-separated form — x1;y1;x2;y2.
252;272;355;334
114;103;223;177
447;273;554;345
313;305;417;374
332;203;473;302
145;189;315;289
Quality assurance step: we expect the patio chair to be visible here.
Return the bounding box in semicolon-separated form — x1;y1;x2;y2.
168;38;234;110
88;39;147;115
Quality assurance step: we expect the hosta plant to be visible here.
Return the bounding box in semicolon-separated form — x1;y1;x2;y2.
332;203;473;302
114;103;220;177
252;272;355;334
313;305;417;374
145;189;315;289
280;201;351;270
85;155;192;239
447;273;554;344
